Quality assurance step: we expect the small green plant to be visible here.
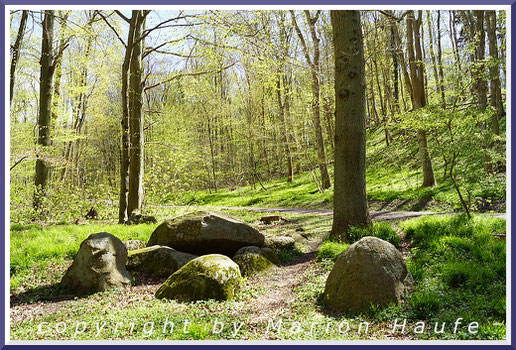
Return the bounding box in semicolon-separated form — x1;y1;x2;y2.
409;290;442;319
347;222;401;247
316;241;349;261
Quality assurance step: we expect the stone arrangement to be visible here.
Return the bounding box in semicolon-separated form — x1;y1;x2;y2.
62;211;277;300
62;212;414;312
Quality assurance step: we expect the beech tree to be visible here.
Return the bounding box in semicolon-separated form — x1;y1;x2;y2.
330;10;370;241
33;11;56;211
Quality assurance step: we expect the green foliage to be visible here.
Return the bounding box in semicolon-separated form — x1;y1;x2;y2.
347;222;401;247
408;290;442;319
401;215;505;330
316;241;349;261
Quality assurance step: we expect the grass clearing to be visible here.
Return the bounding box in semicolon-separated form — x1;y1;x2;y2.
10;211;506;340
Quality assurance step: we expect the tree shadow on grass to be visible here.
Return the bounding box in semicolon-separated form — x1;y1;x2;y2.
11;272;167;307
11;283;84;306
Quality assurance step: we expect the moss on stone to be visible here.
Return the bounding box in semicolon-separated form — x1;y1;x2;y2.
155;254;243;301
233;246;277;277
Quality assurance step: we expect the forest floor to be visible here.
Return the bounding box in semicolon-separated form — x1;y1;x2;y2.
9;208;507;341
170;205;507;221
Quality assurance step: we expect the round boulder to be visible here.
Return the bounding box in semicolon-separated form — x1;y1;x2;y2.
233;246;279;276
127;245;197;278
155;254;243;301
147;211;265;256
323;236;414;313
61;232;131;293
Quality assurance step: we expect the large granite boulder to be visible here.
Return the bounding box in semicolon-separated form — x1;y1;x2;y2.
61;232;131;293
155;254;243;301
324;236;414;313
127;245;197;278
147;211;265;256
232;246;279;277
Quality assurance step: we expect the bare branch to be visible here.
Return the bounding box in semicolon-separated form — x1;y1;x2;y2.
114;10;130;23
10;156;28;171
144;60;238;91
290;10;312;68
96;10;126;48
143;35;190;58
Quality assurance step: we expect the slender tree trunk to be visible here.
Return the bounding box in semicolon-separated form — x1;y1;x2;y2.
407;10;436;187
51;11;69;128
474;10;488;111
277;77;294;182
330;10;370;241
118;13;136;223
306;12;331;190
426;11;441;107
449;11;463;74
127;10;146;217
436;11;446;108
10;10;28;106
34;10;55;211
291;10;331;190
389;26;399;112
486;10;502;135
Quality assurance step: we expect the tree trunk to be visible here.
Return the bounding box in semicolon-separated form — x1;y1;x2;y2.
306;11;331;190
127;10;146;217
10;10;28;106
389;26;399;112
474;10;488;111
330;10;370;241
436;11;446;108
51;11;69;128
486;10;502;135
119;12;137;223
34;10;55;211
277;77;294;182
291;10;331;190
426;11;442;107
407;11;436;187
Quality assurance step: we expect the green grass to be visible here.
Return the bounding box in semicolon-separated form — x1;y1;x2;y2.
316;241;349;262
398;215;506;337
10;222;159;291
160;165;503;214
347;222;402;247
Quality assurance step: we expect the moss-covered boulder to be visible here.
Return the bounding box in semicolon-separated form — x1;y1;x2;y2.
155;254;243;301
123;239;146;251
324;237;414;313
147;211;265;256
264;236;296;251
61;232;131;294
127;246;197;278
232;246;278;277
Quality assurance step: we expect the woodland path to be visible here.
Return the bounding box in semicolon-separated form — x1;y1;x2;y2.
173;205;506;221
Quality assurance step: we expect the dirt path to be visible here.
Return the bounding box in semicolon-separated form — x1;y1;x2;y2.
174;205;506;221
231;235;325;329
